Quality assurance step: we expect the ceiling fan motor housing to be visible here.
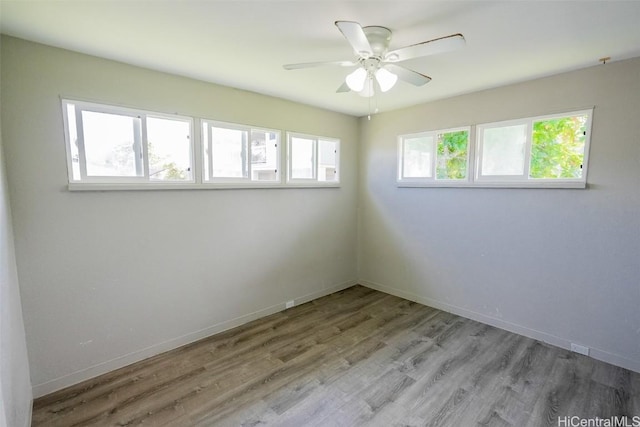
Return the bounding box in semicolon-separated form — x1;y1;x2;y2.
362;26;392;58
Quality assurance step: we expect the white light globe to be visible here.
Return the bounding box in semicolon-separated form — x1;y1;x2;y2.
375;68;398;92
345;67;367;92
358;77;375;97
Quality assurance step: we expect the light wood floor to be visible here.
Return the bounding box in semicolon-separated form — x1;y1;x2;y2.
33;285;639;426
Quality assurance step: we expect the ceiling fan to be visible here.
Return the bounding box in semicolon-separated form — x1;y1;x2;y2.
283;21;465;97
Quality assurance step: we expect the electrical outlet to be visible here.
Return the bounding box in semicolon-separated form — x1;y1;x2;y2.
570;343;589;356
285;300;294;309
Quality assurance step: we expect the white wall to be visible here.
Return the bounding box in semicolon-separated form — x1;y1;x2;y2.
3;32;639;410
0;36;32;427
359;58;640;372
1;36;359;397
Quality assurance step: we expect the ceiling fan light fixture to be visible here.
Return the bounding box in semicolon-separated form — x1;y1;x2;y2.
346;67;367;92
375;68;398;92
358;76;375;98
284;20;465;106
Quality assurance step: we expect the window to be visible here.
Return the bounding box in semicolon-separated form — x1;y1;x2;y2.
287;133;340;184
479;124;527;177
62;99;343;190
530;115;589;179
398;128;470;182
477;110;592;185
202;120;280;183
397;109;592;188
62;100;193;184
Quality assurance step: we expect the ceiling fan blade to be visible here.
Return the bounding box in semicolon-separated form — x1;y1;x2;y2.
335;21;373;57
283;60;356;70
385;64;431;86
336;82;351;93
386;33;465;62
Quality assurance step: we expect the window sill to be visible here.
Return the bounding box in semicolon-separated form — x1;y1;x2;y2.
397;180;587;189
68;182;341;191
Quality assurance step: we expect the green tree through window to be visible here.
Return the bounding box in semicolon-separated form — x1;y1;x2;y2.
530;115;587;179
437;130;468;179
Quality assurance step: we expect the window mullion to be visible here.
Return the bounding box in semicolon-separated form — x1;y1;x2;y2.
286;133;292;182
191;119;201;184
522;121;533;180
431;132;438;181
75;107;88;181
333;141;340;181
140;115;150;179
275;133;281;182
132;117;144;177
239;129;246;180
468;125;477;183
207;124;214;182
475;125;486;180
313;138;319;180
398;138;404;180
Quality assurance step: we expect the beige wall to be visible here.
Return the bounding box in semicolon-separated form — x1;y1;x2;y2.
358;57;640;372
1;36;359;396
0;35;32;426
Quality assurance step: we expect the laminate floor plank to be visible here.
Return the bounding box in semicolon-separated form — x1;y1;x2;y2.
33;285;640;426
269;386;346;427
438;334;532;427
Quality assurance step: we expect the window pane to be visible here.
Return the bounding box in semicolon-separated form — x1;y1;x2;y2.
147;117;192;181
403;136;434;178
211;127;248;178
481;124;527;176
436;130;468;180
318;139;337;182
291;137;314;179
530;115;587;179
82;111;142;177
250;130;278;181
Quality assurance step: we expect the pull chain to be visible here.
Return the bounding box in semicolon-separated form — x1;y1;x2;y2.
368;75;373;120
366;74;379;120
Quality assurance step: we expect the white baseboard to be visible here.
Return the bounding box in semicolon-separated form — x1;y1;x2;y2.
32;279;357;398
25;400;32;427
34;277;636;399
360;279;640;374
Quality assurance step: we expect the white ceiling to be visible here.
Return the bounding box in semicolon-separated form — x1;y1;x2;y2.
2;1;640;117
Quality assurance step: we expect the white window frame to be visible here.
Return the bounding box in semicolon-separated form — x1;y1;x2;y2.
286;132;340;186
61;99;345;191
201;119;281;186
476;109;593;188
397;109;593;189
475;118;531;182
62;99;195;186
397;126;471;185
